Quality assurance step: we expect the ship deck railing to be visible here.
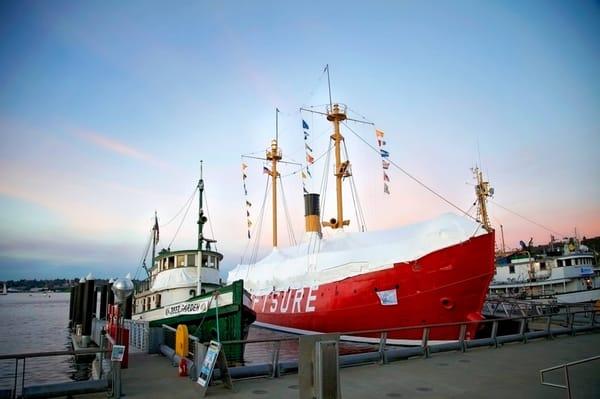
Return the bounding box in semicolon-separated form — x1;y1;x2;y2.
540;354;600;399
152;308;599;382
0;347;111;399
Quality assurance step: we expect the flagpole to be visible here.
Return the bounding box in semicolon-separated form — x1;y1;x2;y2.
151;211;157;281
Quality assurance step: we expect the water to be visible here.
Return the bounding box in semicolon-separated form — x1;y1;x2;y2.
0;292;89;390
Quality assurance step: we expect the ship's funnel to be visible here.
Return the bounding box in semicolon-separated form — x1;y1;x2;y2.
304;193;321;234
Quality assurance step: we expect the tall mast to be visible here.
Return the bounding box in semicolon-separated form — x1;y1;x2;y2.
197;161;206;294
150;211;158;278
197;161;206;251
473;166;493;233
322;67;350;230
266;109;282;247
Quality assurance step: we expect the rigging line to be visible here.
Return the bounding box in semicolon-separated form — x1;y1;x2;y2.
347;106;373;123
247;175;270;267
342;138;367;231
300;68;327;108
160;186;197;228
280;147;332;178
319;141;333;225
279;178;297;246
203;189;218;252
167;188;197;249
134;229;154;280
342;122;478;223
489;199;565;237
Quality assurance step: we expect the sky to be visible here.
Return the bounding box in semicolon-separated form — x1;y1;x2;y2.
0;0;598;280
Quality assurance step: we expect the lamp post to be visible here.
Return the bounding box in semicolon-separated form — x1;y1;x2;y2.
110;276;133;399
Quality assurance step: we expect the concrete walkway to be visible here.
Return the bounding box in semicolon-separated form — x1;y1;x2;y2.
84;332;600;399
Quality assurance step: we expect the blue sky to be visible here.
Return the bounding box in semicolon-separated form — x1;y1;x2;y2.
0;1;598;280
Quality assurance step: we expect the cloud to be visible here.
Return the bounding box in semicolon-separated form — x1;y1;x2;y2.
73;128;169;170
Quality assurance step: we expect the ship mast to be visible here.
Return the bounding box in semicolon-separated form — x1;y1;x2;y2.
322;66;350;230
197;161;206;294
266;109;282;247
473;166;493;233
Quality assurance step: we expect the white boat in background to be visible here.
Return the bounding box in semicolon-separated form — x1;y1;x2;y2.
490;238;600;304
0;282;7;295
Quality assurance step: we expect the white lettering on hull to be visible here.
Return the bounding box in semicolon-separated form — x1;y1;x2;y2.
251;286;319;314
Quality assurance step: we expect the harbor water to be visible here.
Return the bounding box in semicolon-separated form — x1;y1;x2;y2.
0;292;91;390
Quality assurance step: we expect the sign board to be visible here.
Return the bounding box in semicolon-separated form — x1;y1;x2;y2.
165;292;233;318
111;345;126;362
197;341;221;387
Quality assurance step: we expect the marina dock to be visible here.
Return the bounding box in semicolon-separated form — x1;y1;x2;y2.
80;332;599;399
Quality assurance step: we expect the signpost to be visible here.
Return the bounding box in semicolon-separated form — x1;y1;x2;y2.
196;340;232;397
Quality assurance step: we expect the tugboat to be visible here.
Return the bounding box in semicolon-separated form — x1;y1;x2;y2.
228;69;496;344
132;163;255;360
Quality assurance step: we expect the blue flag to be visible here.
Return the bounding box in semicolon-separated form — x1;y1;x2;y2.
380;149;390;158
302;120;309;130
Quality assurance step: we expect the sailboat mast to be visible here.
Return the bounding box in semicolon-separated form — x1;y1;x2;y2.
266;109;282;247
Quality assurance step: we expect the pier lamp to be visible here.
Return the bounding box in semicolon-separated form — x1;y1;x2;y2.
112;276;134;304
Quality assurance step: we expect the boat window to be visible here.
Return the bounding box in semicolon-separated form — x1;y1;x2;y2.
177;255;185;267
156;294;161;308
168;256;175;269
509;265;515;274
187;254;195;266
593;258;597;266
190;289;196;297
565;259;572;267
557;260;563;267
540;262;546;270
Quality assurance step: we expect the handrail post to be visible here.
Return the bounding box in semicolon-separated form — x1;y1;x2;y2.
21;357;26;396
491;320;499;348
421;327;430;358
519;318;527;344
271;340;281;378
565;365;572;399
568;312;575;336
13;358;18;399
458;324;467;352
379;332;387;364
546;314;553;339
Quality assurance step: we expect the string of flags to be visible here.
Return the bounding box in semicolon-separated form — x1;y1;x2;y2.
302;119;313;194
376;129;391;194
242;162;252;239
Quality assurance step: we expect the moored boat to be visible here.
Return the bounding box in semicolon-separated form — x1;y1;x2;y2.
227;71;496;344
132;164;255;360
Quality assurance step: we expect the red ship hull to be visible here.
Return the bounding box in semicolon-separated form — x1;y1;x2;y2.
249;231;495;344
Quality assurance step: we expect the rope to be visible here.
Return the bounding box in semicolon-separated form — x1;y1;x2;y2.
489;199;565;237
160;186;197;227
342;122;478;222
279;178;297;246
319;141;333;225
203;189;218;252
134;229;154;280
167;188;197;249
342;138;367;231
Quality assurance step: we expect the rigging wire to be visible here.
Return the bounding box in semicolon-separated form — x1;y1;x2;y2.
203;189;218;252
341;122;478;223
319;141;333;225
279;177;297;246
167;188;197;249
159;186;197;228
134;229;154;281
250;176;271;265
489;199;565;238
341;138;367;232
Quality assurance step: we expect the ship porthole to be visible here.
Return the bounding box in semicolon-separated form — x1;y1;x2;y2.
440;297;454;310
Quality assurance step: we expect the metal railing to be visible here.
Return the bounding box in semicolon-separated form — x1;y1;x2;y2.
0;348;109;399
540;355;600;399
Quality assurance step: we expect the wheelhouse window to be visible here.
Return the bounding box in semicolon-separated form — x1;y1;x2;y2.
509;265;515;274
557;260;563;267
168;256;175;269
189;289;196;297
187;254;195;266
177;255;185;267
565;259;572;267
540;262;546;270
156;294;161;308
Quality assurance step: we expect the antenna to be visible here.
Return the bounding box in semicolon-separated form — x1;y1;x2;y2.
275;107;279;143
325;64;333;109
